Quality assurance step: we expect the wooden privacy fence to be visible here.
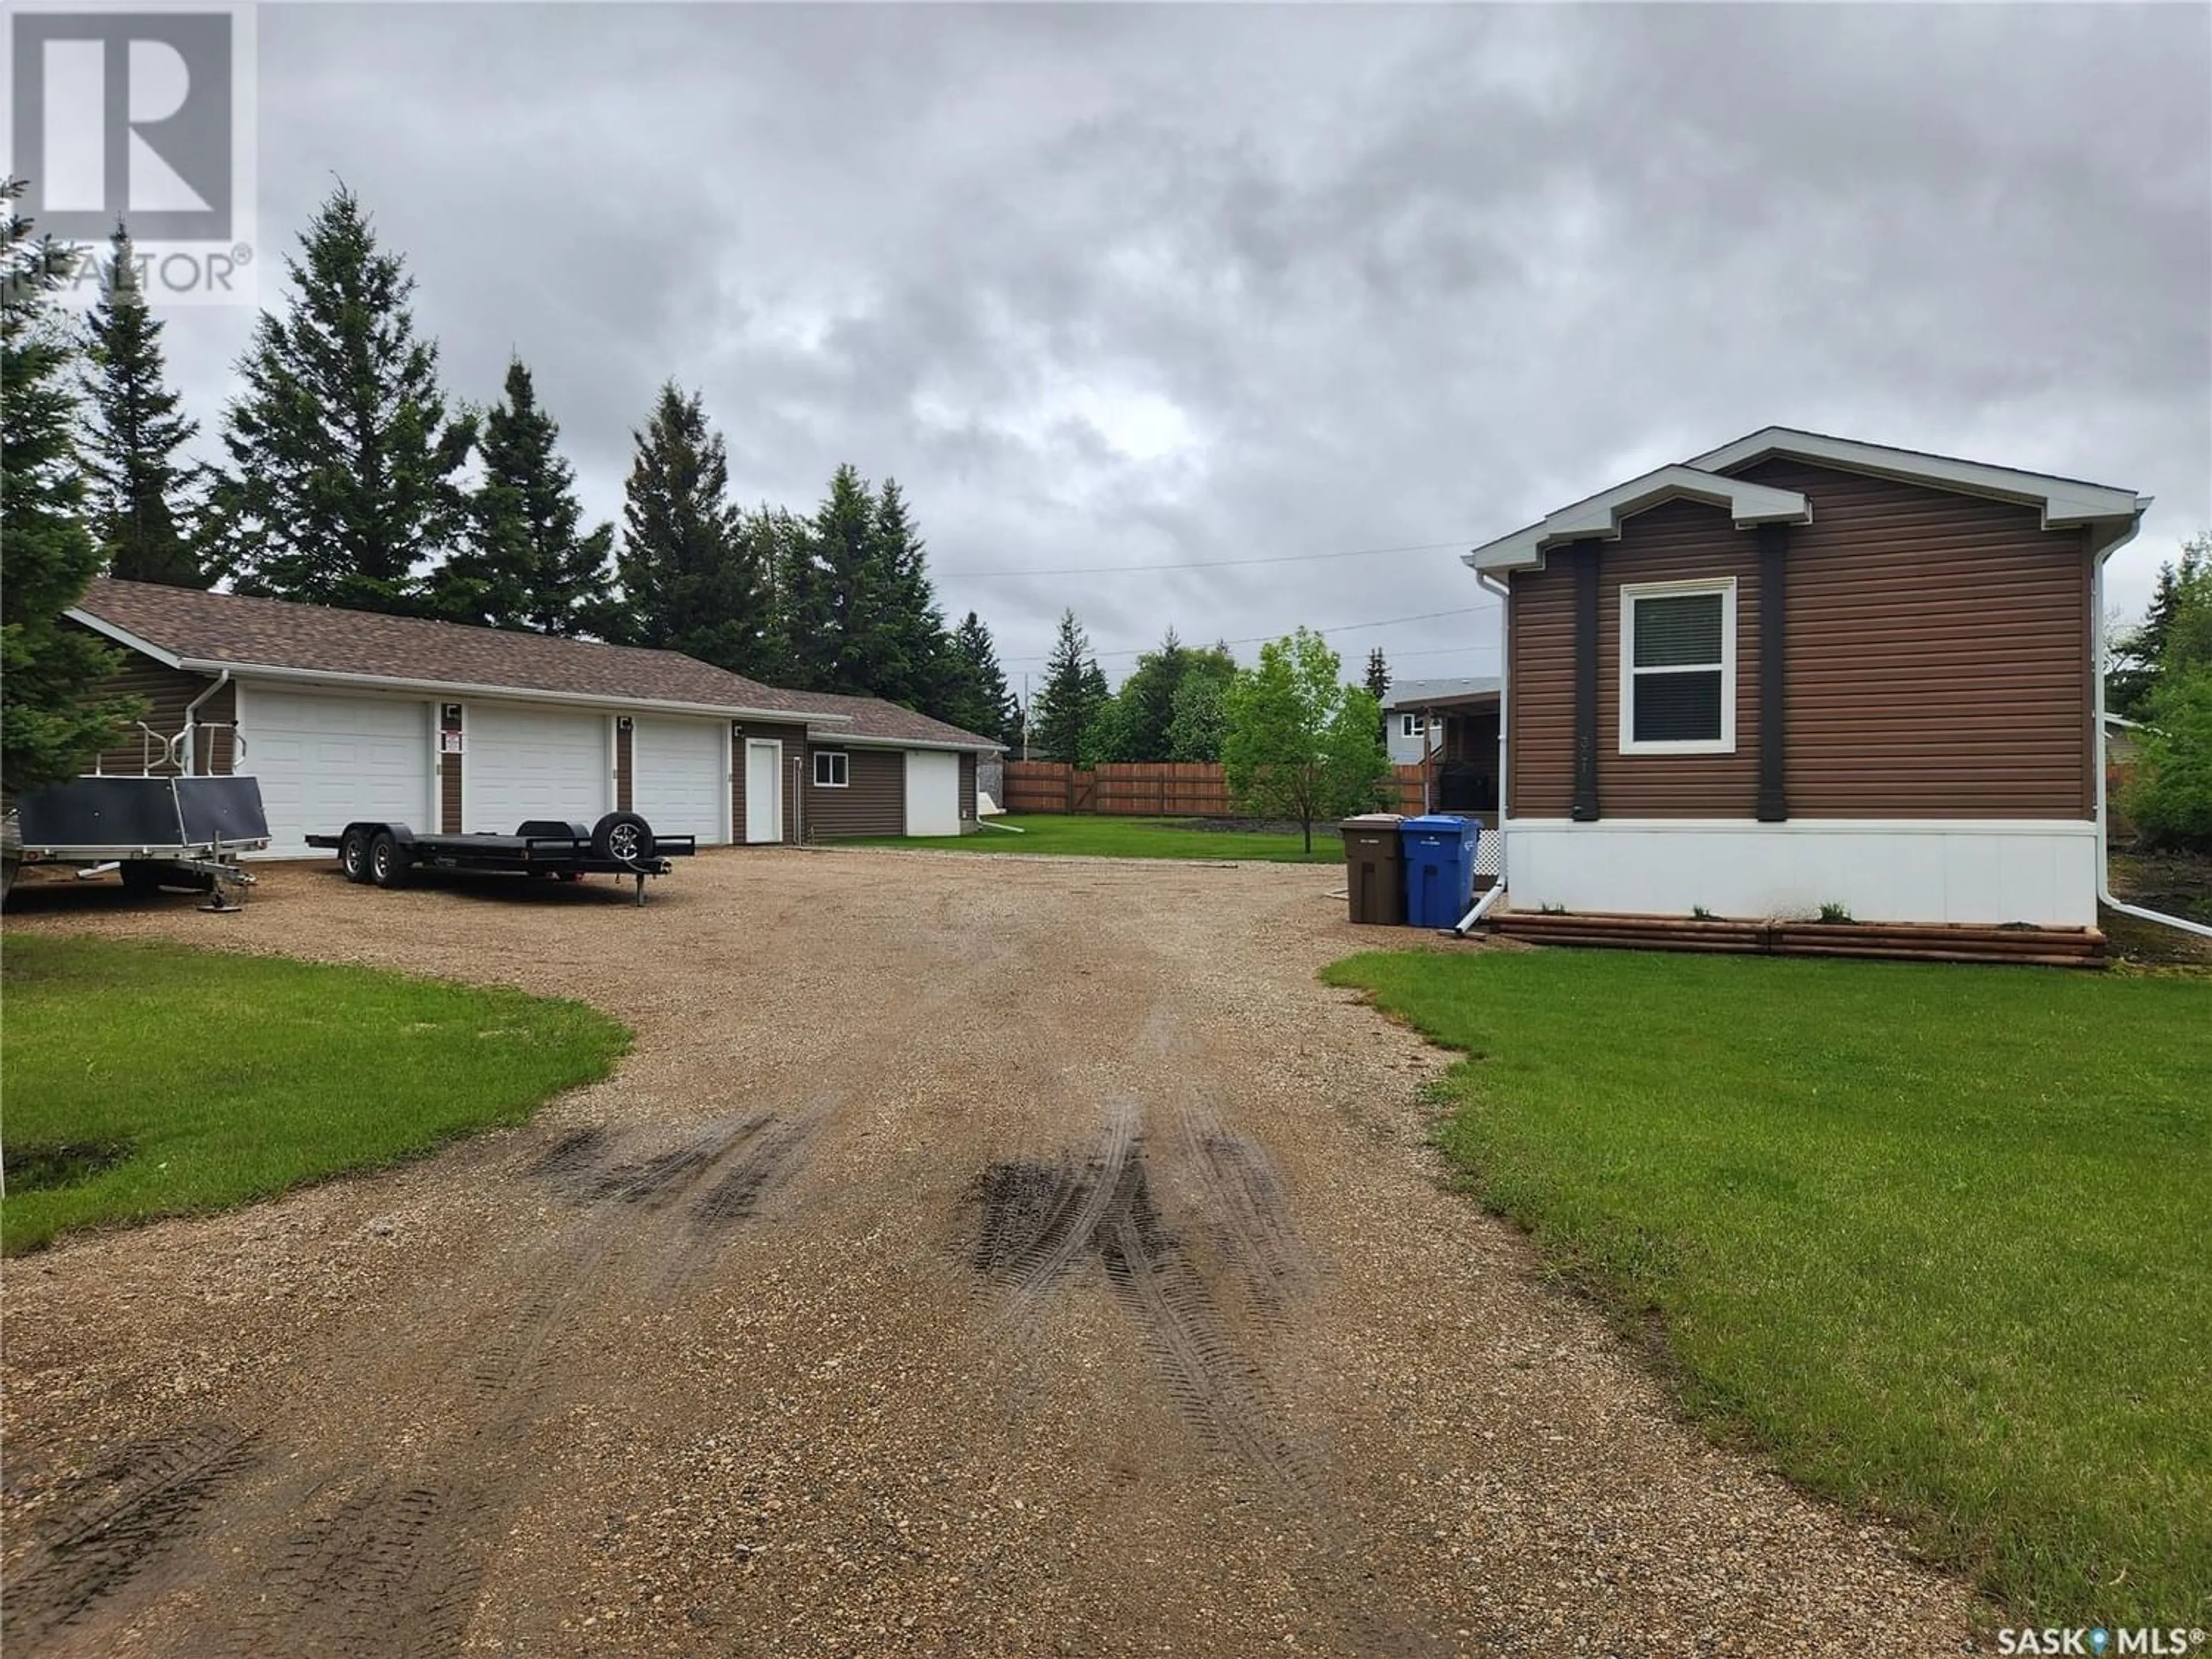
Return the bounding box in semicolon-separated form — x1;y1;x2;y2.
1003;760;1430;818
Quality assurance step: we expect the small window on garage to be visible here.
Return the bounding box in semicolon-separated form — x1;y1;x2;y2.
813;751;849;787
1620;578;1735;754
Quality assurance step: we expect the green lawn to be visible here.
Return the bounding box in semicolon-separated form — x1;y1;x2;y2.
1321;948;2211;1626
1;936;630;1253
849;814;1344;862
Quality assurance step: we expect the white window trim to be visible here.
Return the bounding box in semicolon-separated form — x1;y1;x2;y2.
1619;577;1736;756
813;750;850;788
1400;713;1425;738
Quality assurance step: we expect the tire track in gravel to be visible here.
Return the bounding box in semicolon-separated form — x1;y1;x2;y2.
0;1421;262;1652
194;1110;820;1659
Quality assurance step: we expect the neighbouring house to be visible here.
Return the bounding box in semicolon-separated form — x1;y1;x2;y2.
65;579;1001;858
1382;676;1501;815
1464;428;2149;927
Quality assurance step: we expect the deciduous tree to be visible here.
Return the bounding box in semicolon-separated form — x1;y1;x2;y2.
1221;628;1391;852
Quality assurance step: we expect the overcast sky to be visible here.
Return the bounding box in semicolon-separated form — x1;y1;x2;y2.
141;2;2211;690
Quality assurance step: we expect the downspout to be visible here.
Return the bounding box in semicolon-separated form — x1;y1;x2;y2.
1452;570;1513;934
2094;521;2212;938
180;669;233;775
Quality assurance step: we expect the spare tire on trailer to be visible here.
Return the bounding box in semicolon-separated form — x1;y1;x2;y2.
590;811;655;865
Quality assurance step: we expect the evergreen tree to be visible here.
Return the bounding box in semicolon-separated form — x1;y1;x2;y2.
868;476;958;715
787;463;878;693
213;185;475;614
2111;535;2210;719
80;224;208;586
615;382;772;673
943;611;1018;743
1029;609;1108;763
430;358;612;635
1089;629;1238;763
1365;646;1391;741
2;179;144;794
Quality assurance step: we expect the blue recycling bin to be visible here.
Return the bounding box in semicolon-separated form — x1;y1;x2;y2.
1400;814;1480;929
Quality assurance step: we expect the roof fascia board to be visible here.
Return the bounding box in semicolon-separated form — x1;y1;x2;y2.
64;608;185;668
193;660;854;724
1463;465;1810;573
1691;427;2145;529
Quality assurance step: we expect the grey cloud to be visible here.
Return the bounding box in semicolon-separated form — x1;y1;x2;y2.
138;2;2209;677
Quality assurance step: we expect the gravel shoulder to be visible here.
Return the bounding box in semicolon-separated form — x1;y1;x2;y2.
2;850;1980;1656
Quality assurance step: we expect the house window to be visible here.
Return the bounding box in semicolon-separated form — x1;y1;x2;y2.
1400;714;1426;739
1620;578;1735;754
813;751;849;787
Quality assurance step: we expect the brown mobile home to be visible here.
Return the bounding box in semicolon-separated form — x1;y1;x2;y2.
66;581;998;856
1465;429;2147;927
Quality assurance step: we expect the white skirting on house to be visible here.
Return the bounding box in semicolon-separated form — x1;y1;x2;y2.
1501;817;2100;927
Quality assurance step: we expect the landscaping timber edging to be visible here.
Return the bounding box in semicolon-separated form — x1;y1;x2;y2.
1487;910;2107;968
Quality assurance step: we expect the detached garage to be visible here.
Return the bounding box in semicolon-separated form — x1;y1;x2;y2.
65;582;852;857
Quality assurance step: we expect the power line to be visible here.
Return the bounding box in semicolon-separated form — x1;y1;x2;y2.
935;537;1474;581
1003;601;1497;666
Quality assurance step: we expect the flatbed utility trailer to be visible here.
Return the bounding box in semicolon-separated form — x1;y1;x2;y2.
4;774;270;909
306;813;695;906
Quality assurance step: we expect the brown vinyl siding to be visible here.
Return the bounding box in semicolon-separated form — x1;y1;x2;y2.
960;753;978;827
1508;462;2094;821
731;720;807;843
613;719;634;813
805;747;904;838
1509;498;1760;817
1732;459;2093;819
84;650;236;777
440;703;464;832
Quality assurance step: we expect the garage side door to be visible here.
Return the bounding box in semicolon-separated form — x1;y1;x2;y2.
632;718;728;844
467;705;609;832
904;750;961;837
245;688;431;858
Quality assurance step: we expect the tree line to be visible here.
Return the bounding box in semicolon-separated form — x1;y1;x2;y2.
2109;533;2212;853
41;181;1023;752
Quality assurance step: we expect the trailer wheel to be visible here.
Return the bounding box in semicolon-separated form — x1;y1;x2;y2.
339;826;373;883
368;831;412;889
590;812;656;865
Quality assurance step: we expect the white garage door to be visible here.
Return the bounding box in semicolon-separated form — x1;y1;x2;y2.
904;750;961;837
632;718;728;844
244;687;432;858
467;704;608;832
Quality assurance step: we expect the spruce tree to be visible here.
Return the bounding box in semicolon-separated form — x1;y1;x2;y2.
2;180;144;794
616;382;772;673
867;476;957;714
1029;609;1108;763
1365;647;1391;741
431;358;612;635
80;224;207;586
213;184;475;614
791;463;879;694
944;611;1018;743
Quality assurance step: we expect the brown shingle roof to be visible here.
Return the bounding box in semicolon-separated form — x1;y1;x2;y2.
72;580;1003;748
795;690;1003;751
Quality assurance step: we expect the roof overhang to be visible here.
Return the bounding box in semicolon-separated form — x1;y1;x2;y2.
807;732;1003;754
1388;690;1499;713
1690;427;2149;552
62;613;855;725
1463;465;1812;574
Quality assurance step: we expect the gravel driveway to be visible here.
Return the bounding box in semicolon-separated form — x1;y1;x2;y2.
2;849;1978;1656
